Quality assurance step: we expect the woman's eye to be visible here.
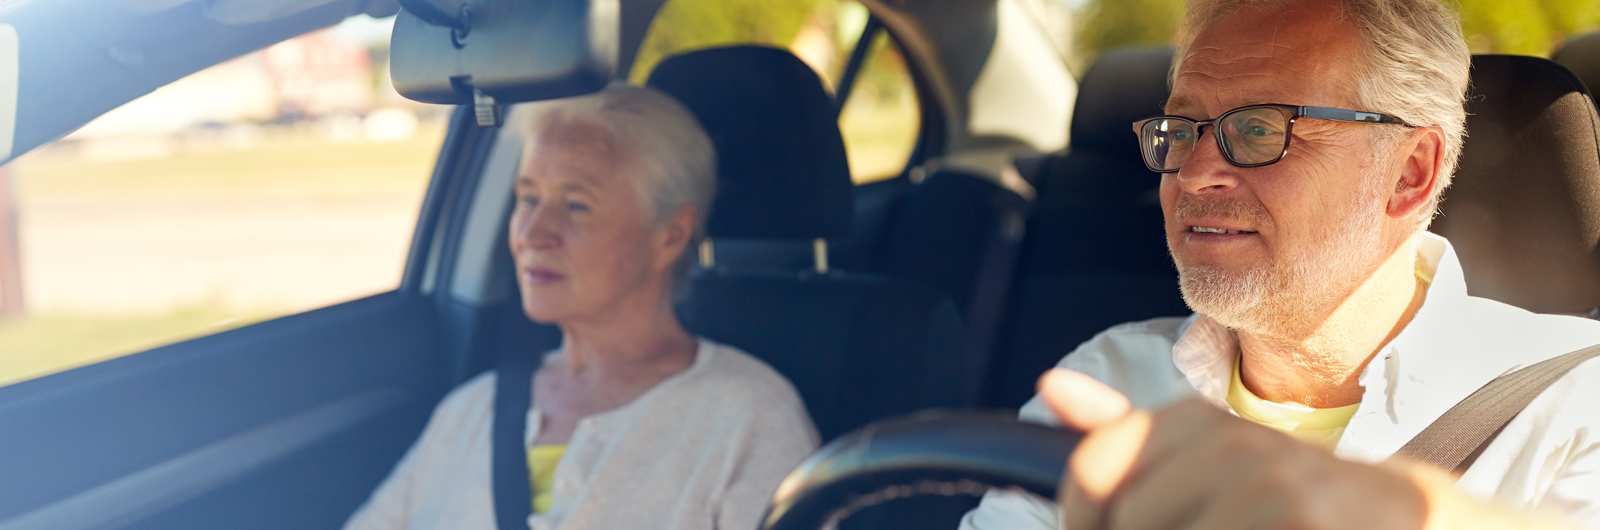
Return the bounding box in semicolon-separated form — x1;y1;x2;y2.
1172;130;1191;141
1248;125;1269;137
567;201;590;213
519;195;540;208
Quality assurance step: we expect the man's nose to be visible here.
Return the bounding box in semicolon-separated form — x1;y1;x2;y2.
1173;132;1242;195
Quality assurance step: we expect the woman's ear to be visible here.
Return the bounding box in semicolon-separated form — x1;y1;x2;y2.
654;204;698;271
1388;125;1445;221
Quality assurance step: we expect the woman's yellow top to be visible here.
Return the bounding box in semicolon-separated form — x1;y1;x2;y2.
526;444;568;514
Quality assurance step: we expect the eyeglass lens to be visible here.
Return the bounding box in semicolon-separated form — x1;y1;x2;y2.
1140;107;1292;171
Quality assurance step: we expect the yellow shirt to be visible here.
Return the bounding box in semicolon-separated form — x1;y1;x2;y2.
1227;356;1359;448
526;444;567;514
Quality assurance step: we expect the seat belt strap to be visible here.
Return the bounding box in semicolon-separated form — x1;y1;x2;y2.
492;348;544;530
1392;343;1600;474
962;188;1030;400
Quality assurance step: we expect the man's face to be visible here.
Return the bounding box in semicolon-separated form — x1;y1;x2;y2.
1162;0;1401;336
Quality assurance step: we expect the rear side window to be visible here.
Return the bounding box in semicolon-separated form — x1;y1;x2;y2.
0;17;446;387
631;0;921;183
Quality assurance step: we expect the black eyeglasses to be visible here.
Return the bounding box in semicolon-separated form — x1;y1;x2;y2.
1132;104;1412;173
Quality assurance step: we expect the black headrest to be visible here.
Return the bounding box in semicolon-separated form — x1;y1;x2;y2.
647;46;854;240
1554;31;1600;109
1069;47;1175;157
1431;55;1600;314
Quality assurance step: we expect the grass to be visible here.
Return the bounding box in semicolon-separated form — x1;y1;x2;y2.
0;304;274;387
17;129;448;196
0;126;447;388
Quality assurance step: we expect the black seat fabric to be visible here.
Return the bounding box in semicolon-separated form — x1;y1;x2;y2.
874;170;1023;320
986;47;1190;408
679;274;966;438
1430;55;1600;314
646;46;975;440
647;45;854;240
646;45;896;274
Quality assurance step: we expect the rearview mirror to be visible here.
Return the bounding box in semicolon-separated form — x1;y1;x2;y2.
390;0;619;126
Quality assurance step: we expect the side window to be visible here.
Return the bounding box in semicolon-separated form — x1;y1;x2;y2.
0;16;448;387
837;31;921;183
631;0;921;184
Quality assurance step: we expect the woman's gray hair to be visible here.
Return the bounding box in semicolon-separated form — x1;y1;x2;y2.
510;85;717;296
1174;0;1470;229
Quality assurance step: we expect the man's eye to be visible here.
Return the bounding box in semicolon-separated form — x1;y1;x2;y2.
519;195;540;208
1240;120;1279;138
1172;130;1192;141
567;201;590;213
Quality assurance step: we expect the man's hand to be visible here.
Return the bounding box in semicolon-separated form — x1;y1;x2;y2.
1042;368;1430;530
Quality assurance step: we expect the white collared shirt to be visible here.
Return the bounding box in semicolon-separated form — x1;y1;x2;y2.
343;339;819;530
960;233;1600;529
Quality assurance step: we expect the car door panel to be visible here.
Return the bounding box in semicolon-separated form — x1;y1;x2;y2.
0;292;451;530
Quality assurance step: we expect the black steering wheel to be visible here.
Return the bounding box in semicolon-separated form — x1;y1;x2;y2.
758;412;1083;530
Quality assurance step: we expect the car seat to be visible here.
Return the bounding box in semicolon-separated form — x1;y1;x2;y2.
985;47;1190;408
648;46;984;530
646;46;976;440
1430;55;1600;315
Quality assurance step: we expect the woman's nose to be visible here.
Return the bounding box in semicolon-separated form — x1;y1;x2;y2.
1173;131;1241;195
513;206;562;250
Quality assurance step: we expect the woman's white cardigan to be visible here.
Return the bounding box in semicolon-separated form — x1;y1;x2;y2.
344;339;819;530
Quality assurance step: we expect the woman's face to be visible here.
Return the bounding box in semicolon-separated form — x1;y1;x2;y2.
509;121;687;324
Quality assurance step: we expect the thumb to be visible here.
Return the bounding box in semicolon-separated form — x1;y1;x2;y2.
1037;369;1133;431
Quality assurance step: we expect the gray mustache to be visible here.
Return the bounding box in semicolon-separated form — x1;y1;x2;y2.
1172;196;1272;229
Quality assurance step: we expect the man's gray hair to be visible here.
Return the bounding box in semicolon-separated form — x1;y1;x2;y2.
510;85;717;294
1175;0;1471;228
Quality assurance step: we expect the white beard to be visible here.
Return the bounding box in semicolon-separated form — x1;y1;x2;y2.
1172;167;1389;339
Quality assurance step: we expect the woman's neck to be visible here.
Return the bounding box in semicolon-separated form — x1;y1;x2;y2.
555;287;696;376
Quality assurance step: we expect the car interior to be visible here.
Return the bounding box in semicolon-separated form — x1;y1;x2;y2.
3;0;1600;529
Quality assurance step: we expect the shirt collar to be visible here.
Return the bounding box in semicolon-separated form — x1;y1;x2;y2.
1171;313;1236;409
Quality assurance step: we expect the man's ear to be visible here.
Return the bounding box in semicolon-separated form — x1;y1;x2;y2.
1388;126;1446;221
655;204;698;271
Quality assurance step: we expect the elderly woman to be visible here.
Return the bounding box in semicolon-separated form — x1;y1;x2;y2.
344;86;818;530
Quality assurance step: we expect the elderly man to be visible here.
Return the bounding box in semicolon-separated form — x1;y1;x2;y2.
961;0;1600;528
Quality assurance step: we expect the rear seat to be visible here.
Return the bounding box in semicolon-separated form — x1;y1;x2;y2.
985;47;1190;408
646;46;978;441
872;166;1030;398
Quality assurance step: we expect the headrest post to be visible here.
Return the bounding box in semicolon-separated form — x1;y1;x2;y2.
699;238;715;270
812;238;829;274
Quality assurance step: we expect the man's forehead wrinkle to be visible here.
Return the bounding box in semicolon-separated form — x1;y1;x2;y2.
1170;67;1293;116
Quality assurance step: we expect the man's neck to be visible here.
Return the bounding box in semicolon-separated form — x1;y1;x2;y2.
1236;238;1430;408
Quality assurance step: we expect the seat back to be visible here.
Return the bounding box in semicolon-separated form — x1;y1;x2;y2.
875;170;1024;317
987;47;1189;408
1430;55;1600;314
646;46;976;442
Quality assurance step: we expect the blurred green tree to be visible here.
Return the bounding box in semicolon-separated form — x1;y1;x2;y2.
628;0;830;82
1070;0;1600;64
1073;0;1183;68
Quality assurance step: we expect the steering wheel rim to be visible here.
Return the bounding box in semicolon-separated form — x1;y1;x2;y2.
759;411;1082;530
